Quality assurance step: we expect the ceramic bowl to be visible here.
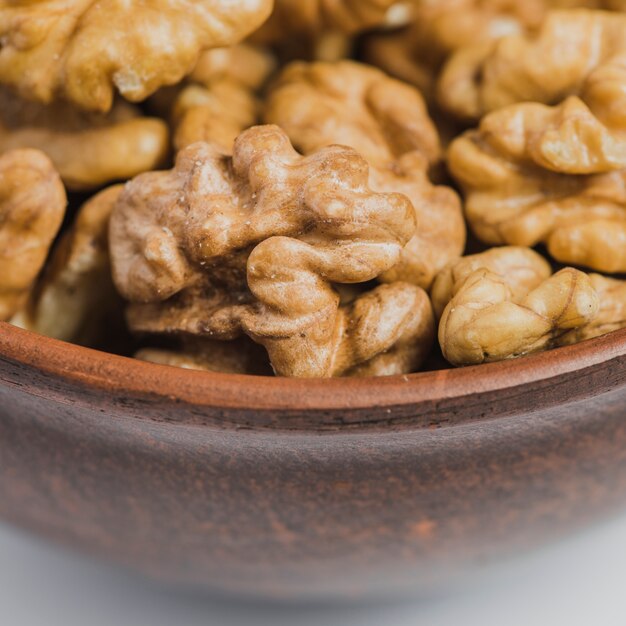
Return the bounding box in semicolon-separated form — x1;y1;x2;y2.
1;320;626;600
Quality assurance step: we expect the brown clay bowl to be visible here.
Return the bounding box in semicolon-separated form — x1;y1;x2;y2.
1;320;626;600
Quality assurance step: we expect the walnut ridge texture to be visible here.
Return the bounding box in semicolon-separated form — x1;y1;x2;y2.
439;267;599;366
110;125;435;377
264;60;465;289
4;0;626;376
439;9;626;120
446;12;626;274
0;0;273;111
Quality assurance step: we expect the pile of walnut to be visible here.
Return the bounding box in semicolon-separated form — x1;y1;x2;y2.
2;0;626;377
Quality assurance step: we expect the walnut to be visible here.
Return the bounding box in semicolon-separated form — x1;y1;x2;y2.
0;149;66;321
253;0;415;43
559;273;626;344
172;45;275;153
439;267;599;366
264;60;465;289
370;155;466;288
0;0;272;112
431;246;552;318
172;84;260;154
364;0;550;100
447;97;626;272
188;44;277;91
439;9;626;120
136;337;273;375
110;125;435;377
250;0;416;63
13;186;124;346
0;88;169;190
135;286;434;378
264;60;441;167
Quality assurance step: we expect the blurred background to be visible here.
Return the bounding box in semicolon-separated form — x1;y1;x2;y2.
2;510;626;626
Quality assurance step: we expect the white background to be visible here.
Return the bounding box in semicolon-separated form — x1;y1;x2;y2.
2;510;626;626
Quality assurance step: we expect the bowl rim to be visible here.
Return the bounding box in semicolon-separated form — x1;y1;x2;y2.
2;320;626;421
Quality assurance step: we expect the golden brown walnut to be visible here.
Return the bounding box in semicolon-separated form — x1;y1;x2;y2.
253;0;415;43
136;337;273;375
439;267;599;366
0;0;272;112
0;89;169;190
430;246;552;318
0;149;66;321
172;45;276;153
264;60;465;289
364;0;552;100
448;96;626;272
12;186;124;346
264;60;441;167
110;125;435;377
251;0;416;63
559;274;626;344
439;9;626;120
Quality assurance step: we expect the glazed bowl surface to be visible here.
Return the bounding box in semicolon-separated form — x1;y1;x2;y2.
1;321;626;600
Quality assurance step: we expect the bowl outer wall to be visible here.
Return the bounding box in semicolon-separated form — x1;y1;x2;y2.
1;322;626;598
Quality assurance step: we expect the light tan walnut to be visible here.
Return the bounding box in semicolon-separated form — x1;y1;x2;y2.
559;274;626;344
13;186;124;346
0;89;169;190
439;9;626;120
264;60;465;289
448;96;626;272
136;337;273;375
172;45;276;153
0;149;66;321
110;125;435;377
0;0;273;112
431;246;552;318
439;267;599;366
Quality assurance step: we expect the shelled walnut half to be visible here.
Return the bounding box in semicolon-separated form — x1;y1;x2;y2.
13;186;124;347
439;266;599;366
0;88;169;190
110;125;435;378
0;0;273;111
364;0;550;101
439;9;626;120
448;96;626;272
0;149;66;321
